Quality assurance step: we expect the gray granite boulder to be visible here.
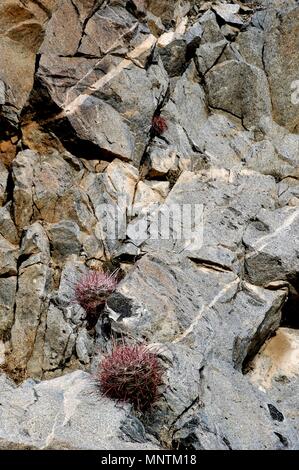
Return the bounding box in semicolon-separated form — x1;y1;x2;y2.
0;370;160;450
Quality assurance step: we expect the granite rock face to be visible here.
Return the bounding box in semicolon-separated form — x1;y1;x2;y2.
0;370;159;450
0;0;298;450
0;0;56;130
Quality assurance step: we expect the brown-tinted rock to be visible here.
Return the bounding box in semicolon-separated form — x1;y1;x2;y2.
146;0;190;26
39;0;82;56
0;203;19;245
0;235;18;276
0;0;54;127
0;140;17;168
12;150;38;229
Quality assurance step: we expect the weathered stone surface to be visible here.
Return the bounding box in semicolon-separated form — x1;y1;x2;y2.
249;327;299;391
107;253;286;363
27;2;169;165
257;118;299;177
229;26;264;69
0;38;35;127
263;7;299;133
0;235;18;276
196;38;227;75
0;370;160;449
243;138;297;179
194;10;227;76
200;10;224;43
19;221;50;262
78;4;139;57
150;62;207;169
9;259;52;378
39;0;82;56
146;0;190;26
35;54;100;107
82;158;139;255
146;139;178;176
47;220;82;260
87;59;168;165
33;152;75;218
12;150;96;233
55;260;86;308
0;0;54;127
184;20;203;48
132;180;167;217
0;139;17;167
42;304;76;373
71;0;99;23
157;34;187;77
164;62;208;144
0;80;5;105
244;207;299;286
0;276;17;339
248;327;299;439
137;169;277;273
173;361;296;450
12;150;38;229
0;203;19;245
0;161;8;206
205;60;272;130
213;4;243;26
37;53;168;164
75;329;94;365
8;223;52;378
187;113;252;170
69;96;136;162
278;178;299;207
105;251;296;449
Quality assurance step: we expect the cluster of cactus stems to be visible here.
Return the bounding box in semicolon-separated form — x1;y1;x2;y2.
74;270;163;411
151;115;168;135
98;343;163;411
75;270;118;316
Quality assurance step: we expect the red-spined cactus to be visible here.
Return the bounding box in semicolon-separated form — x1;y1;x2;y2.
151;115;168;135
98;344;163;411
74;270;118;317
